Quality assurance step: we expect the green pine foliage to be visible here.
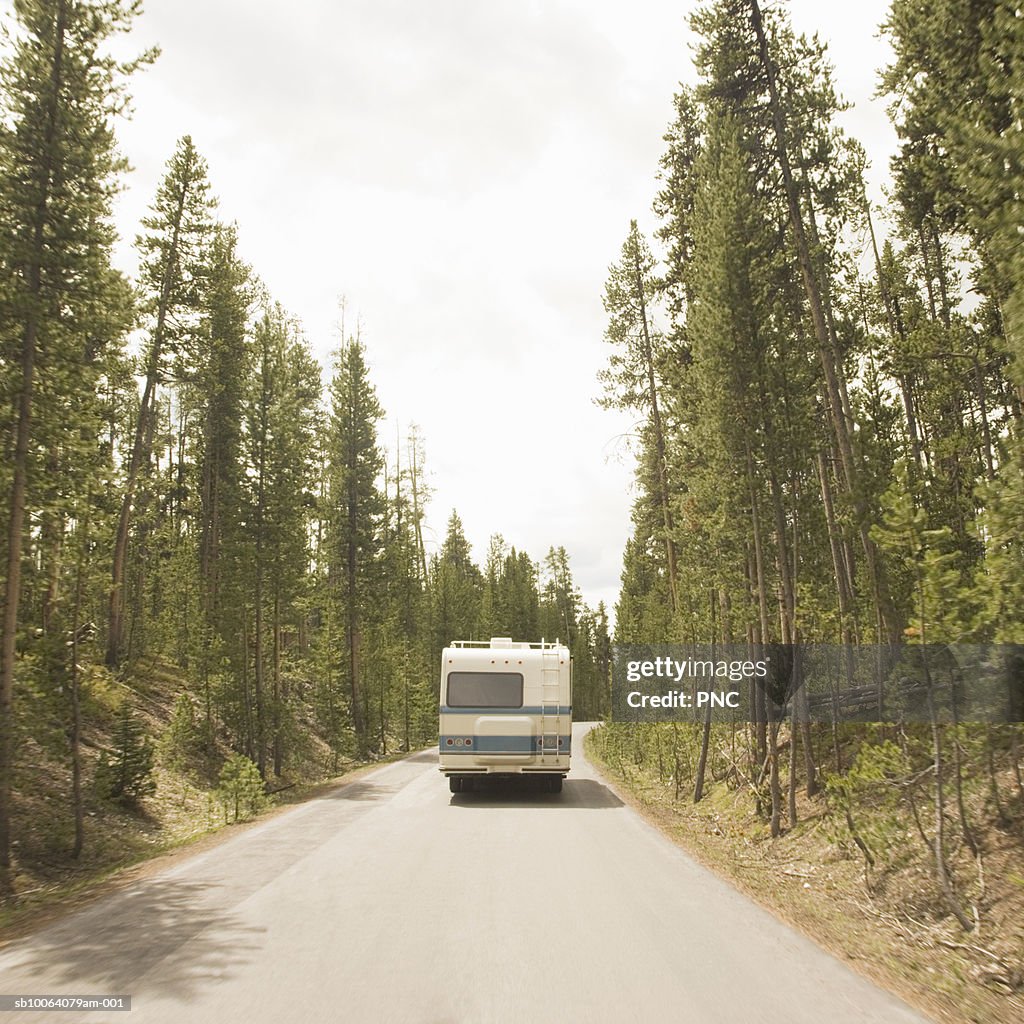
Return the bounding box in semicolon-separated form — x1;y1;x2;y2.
0;0;153;891
107;134;216;669
973;437;1024;643
824;739;914;874
0;0;1016;943
0;3;612;885
882;0;1024;384
322;338;387;757
160;692;205;775
95;703;156;804
872;462;969;643
596;0;1024;935
216;753;266;823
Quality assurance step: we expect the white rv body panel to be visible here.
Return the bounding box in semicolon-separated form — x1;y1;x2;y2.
439;638;571;785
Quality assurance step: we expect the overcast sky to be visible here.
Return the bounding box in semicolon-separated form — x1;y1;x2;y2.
53;0;899;617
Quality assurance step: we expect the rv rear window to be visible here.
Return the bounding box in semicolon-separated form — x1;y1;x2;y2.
446;672;524;708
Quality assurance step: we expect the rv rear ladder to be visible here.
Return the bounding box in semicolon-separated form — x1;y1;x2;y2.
540;646;562;764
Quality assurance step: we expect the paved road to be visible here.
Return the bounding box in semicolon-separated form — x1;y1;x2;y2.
0;724;931;1024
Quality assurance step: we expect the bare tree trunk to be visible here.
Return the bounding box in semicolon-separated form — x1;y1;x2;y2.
69;494;88;860
253;408;267;777
746;551;767;795
348;542;365;753
40;451;64;634
672;722;682;801
254;576;265;777
241;608;254;760
867;202;926;474
764;455;801;824
918;223;939;322
921;647;973;931
694;590;715;803
632;240;679;614
985;726;1009;826
1011;726;1024;800
409;433;428;584
746;446;779;832
816;444;851;772
273;592;282;777
930;220;953;328
950;694;978;859
973;353;996;481
788;705;798;825
767;701;782;838
403;647;410;753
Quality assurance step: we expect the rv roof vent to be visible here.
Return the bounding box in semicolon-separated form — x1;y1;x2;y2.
490;637;513;648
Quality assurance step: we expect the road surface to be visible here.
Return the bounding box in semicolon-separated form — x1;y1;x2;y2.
0;724;931;1023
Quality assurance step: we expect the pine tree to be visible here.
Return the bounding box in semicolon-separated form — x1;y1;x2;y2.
107;135;215;666
746;0;901;645
655;84;703;340
882;0;1023;390
599;221;679;613
503;548;540;641
181;223;253;757
195;224;251;638
539;546;579;644
95;703;156;804
376;430;434;750
479;533;507;637
429;511;482;656
974;439;1024;644
324;338;385;757
0;0;152;893
244;306;320;772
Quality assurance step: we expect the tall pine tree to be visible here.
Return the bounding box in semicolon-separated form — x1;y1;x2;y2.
0;0;151;894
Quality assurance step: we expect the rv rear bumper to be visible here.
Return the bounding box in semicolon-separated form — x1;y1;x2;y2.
438;757;570;776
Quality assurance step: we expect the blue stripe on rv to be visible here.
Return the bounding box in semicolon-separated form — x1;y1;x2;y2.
439;735;571;753
439;706;571;715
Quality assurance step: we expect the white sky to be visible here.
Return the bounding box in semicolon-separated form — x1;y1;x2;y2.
19;0;902;615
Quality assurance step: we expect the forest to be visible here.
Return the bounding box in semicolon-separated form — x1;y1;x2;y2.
1;1;1022;1003
0;0;611;897
592;0;1024;971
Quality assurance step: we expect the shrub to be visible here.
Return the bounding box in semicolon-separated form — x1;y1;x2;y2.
825;739;912;872
96;704;156;804
217;753;266;822
160;692;205;771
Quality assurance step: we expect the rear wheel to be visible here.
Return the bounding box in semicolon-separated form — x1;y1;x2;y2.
547;776;563;794
448;776;463;794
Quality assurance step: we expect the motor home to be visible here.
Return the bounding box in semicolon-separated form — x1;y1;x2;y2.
438;638;571;793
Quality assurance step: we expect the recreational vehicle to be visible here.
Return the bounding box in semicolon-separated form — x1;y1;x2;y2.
439;638;571;793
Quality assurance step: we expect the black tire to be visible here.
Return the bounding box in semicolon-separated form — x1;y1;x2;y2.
449;776;462;794
548;776;563;794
